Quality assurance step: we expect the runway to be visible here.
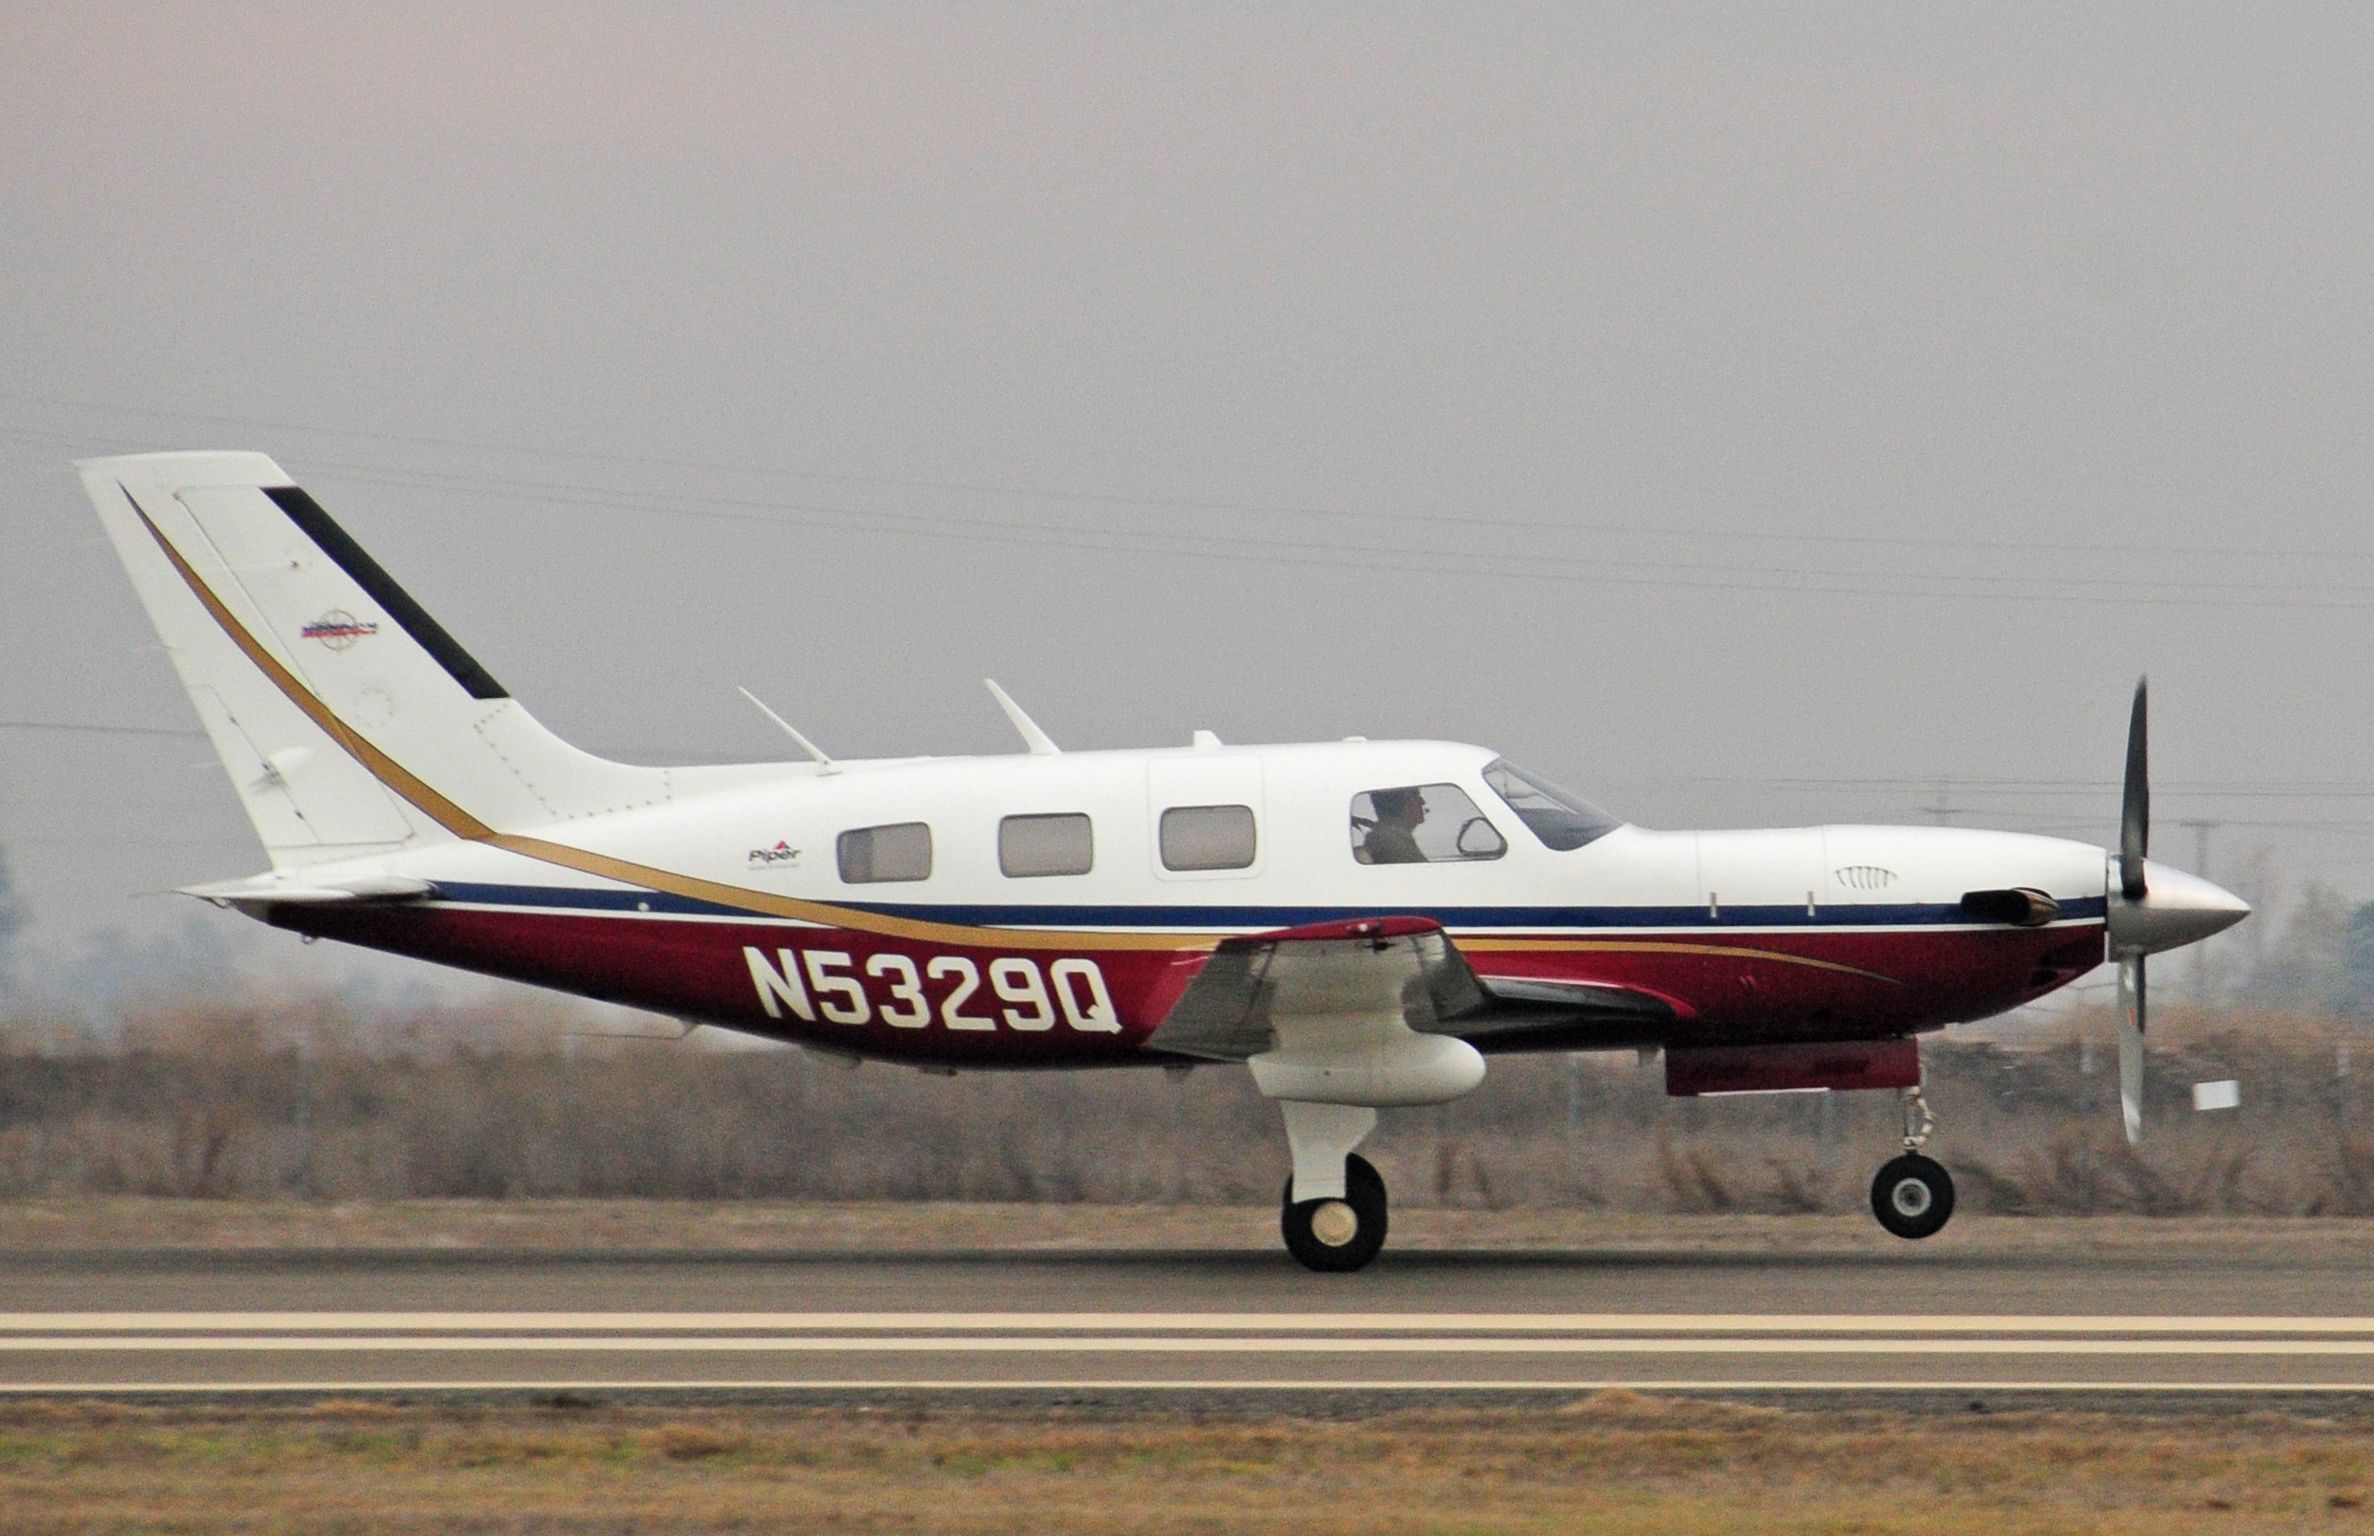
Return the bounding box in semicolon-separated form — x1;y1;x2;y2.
6;1232;2374;1397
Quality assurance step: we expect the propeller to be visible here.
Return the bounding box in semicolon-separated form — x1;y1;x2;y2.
2116;947;2146;1145
2115;677;2149;1145
2099;675;2251;1143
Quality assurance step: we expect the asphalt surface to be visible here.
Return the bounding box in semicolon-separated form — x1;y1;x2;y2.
7;1237;2374;1399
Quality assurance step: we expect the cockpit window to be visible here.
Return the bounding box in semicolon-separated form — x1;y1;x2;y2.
1350;784;1507;865
1483;758;1621;851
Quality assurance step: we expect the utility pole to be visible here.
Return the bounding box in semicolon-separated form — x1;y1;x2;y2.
1919;778;1968;827
1566;1054;1586;1202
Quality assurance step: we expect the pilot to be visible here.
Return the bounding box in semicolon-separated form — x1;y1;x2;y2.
1361;787;1429;865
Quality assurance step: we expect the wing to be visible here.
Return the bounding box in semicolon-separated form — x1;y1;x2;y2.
1145;917;1675;1062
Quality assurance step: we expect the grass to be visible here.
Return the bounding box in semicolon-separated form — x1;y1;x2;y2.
0;1393;2371;1533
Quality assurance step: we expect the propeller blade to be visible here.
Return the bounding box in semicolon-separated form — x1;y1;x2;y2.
2119;676;2150;901
2117;953;2146;1145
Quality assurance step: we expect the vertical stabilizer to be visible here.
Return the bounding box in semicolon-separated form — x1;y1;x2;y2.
80;452;670;868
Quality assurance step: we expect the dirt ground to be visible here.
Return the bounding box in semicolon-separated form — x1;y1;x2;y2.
2;1197;2374;1260
0;1391;2369;1535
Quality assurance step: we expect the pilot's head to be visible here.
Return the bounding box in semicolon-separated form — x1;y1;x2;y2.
1372;787;1427;826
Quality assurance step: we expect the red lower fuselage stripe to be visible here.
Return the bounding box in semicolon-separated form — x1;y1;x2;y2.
271;900;2108;1068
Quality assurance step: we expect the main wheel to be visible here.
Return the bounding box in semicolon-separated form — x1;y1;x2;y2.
1281;1153;1388;1272
1870;1153;1955;1240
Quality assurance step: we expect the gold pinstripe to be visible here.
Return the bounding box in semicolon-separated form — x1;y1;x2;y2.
1458;938;1904;985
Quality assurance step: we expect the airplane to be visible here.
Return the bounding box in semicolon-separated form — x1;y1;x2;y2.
77;451;2250;1271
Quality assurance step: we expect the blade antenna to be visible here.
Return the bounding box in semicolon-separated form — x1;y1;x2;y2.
984;679;1061;756
736;687;837;774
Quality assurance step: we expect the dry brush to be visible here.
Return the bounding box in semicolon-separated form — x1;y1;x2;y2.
0;997;2366;1214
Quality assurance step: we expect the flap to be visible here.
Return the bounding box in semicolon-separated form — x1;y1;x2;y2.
1456;976;1680;1044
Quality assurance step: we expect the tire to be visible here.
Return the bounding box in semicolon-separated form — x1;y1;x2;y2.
1281;1153;1389;1272
1870;1153;1956;1240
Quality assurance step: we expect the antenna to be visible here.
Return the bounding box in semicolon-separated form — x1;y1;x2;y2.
566;1020;701;1043
984;679;1060;755
735;687;836;773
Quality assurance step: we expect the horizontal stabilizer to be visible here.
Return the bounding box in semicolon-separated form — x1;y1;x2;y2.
180;872;437;913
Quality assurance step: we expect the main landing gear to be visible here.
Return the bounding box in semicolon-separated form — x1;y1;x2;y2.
1869;1086;1955;1240
1277;1100;1389;1272
1282;1154;1388;1272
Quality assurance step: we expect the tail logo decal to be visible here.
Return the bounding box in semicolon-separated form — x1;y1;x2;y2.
299;610;380;651
263;485;508;700
124;489;496;842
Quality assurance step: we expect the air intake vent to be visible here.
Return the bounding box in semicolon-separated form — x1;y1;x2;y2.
1833;865;1898;890
1960;887;2062;928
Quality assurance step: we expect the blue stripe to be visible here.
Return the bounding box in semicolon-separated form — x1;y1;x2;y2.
429;882;2108;932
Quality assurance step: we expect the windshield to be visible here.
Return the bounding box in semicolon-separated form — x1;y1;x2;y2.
1482;758;1622;851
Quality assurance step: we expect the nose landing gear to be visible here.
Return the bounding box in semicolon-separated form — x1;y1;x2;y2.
1869;1086;1955;1240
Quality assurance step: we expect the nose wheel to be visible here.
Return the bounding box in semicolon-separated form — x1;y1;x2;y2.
1281;1153;1388;1272
1869;1087;1955;1240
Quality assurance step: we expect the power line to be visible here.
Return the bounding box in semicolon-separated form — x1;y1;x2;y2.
0;719;204;740
18;420;2374;610
2;722;2366;809
9;390;2374;564
316;458;2374;606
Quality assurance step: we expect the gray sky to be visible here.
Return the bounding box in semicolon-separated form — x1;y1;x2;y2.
4;4;2370;1000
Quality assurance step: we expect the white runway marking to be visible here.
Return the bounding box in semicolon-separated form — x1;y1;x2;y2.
5;1314;2374;1358
2;1380;2373;1396
11;1314;2374;1392
4;1312;2374;1334
11;1336;2374;1355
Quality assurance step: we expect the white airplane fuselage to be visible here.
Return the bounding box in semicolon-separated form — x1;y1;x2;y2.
257;737;2120;1067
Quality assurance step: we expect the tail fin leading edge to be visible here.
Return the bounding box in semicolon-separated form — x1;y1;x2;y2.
81;452;664;869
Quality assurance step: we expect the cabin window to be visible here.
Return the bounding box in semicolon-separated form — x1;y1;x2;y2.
1482;758;1622;851
1160;804;1257;871
837;822;933;883
1350;784;1506;865
1000;812;1094;878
